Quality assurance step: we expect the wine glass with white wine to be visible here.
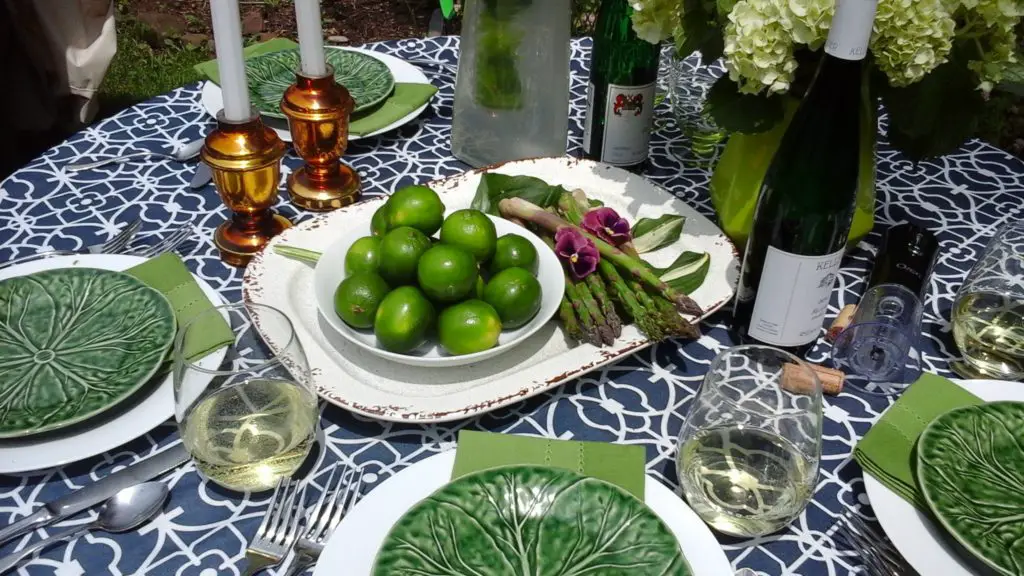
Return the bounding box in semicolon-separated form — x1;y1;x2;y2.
677;345;822;537
952;220;1024;380
174;303;317;492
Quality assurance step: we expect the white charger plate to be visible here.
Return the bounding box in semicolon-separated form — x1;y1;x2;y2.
0;254;226;474
243;157;739;423
864;379;1022;576
313;450;733;576
201;47;432;143
312;214;564;367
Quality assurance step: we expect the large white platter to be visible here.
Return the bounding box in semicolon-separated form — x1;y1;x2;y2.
864;379;1022;576
0;254;226;474
242;157;740;422
313;450;734;576
201;47;432;143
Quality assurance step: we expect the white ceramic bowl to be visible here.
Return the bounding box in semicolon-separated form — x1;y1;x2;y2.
313;214;565;368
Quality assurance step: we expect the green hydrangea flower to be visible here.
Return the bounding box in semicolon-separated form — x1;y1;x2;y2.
630;0;680;43
723;0;800;94
871;0;955;86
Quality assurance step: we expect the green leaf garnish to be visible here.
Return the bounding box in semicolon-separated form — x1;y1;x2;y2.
470;173;567;215
631;214;686;253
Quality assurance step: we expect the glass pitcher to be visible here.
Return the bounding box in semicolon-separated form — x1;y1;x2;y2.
451;0;571;167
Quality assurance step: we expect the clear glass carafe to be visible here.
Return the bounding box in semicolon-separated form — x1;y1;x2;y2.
451;0;571;167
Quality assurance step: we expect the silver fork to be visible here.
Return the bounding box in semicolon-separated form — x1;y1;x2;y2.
836;513;918;576
129;223;194;259
283;464;365;576
241;478;306;576
0;219;142;270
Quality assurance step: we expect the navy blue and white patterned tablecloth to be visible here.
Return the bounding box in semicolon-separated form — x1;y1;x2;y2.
1;36;1023;575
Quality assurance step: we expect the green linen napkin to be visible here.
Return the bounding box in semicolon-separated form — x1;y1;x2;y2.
452;430;647;499
853;373;983;511
125;253;233;363
193;38;299;84
350;83;438;136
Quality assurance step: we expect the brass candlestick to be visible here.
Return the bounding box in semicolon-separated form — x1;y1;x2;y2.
202;111;289;267
280;65;362;211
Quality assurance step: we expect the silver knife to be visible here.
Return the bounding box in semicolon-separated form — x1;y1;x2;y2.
0;444;188;547
189;161;213;189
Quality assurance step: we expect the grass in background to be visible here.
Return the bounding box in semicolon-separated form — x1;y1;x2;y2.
97;17;207;119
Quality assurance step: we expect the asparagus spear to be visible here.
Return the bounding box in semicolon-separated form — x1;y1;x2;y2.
586;272;622;338
499;196;702;316
651;289;701;339
598;259;664;341
570;188;642;258
557;293;584;343
575;277;616;346
541;234;602;346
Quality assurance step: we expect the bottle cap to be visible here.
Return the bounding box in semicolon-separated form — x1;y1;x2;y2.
868;223;939;297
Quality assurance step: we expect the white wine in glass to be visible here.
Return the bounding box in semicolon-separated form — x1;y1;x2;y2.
175;303;318;492
952;221;1024;380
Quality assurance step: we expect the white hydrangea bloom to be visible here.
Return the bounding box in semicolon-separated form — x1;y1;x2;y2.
871;0;956;86
723;0;800;94
630;0;678;44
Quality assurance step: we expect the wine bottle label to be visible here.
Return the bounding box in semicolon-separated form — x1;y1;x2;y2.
747;246;845;347
583;82;596;155
825;0;878;61
599;82;655;166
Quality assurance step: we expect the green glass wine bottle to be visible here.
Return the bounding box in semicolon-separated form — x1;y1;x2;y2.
582;0;660;168
732;0;879;354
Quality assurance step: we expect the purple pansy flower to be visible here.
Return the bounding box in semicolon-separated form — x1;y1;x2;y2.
581;207;631;246
555;227;599;280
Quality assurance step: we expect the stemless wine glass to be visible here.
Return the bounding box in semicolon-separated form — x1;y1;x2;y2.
174;303;318;492
952;220;1024;380
677;345;822;537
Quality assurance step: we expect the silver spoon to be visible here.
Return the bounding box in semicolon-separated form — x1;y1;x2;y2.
66;138;204;172
0;482;169;574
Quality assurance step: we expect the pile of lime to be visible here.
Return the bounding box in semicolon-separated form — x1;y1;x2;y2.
334;185;543;356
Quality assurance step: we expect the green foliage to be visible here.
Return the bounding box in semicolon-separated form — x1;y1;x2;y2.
98;17;206;117
705;77;785;134
471;174;567;214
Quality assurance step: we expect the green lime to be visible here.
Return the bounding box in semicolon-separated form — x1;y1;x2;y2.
438;299;502;356
344;236;381;276
373;286;435;353
371;202;391;237
483;267;542;329
474;275;485;299
334;272;390;329
378;227;432;286
386;185;446;236
489;234;538;275
440;209;497;263
417;244;478;303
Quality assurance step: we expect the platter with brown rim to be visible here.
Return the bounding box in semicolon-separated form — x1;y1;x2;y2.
242;157;739;423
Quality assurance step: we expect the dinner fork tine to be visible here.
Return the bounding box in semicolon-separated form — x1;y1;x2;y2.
837;513;917;576
241;478;306;576
305;465;340;540
282;464;365;576
98;219;142;254
326;468;364;534
134;224;193;258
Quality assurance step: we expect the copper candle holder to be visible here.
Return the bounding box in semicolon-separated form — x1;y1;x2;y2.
202;111;290;267
280;65;362;211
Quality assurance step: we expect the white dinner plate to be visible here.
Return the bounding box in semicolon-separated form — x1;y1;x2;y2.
0;254;226;474
313;450;733;576
864;379;1023;576
201;47;432;143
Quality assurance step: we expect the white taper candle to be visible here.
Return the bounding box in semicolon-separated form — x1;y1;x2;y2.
209;0;251;122
295;0;327;77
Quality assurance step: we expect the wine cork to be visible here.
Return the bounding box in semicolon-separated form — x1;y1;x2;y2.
782;363;845;396
827;304;858;342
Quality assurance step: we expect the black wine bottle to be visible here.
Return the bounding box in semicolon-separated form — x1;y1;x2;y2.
732;0;878;353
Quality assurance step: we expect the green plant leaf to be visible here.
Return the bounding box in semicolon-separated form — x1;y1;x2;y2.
882;48;985;160
677;0;725;65
631;214;686;253
440;0;455;18
706;77;785;134
371;466;690;575
470;173;567;215
648;252;711;294
588;198;605;208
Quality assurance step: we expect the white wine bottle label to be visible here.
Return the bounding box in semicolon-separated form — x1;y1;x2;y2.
747;246;845;347
825;0;878;61
600;82;655;166
583;82;596;155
